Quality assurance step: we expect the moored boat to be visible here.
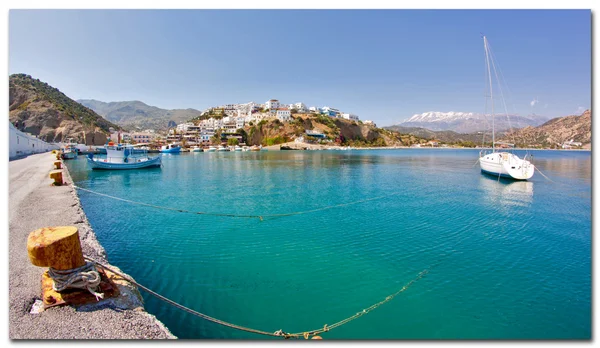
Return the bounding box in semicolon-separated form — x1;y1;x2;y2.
160;144;181;153
87;143;161;170
191;146;202;152
61;138;79;160
478;35;534;181
205;146;217;152
216;145;228;152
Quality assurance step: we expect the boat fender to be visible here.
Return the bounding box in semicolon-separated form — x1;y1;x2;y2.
123;157;128;163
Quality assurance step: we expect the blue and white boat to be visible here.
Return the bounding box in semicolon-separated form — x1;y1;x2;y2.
160;144;181;153
87;143;161;170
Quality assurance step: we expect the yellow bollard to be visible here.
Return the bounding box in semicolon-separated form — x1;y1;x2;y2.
26;226;118;307
311;336;323;340
54;161;62;169
27;226;85;270
49;170;63;186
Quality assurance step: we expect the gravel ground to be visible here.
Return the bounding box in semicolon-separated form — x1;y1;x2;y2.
9;152;176;339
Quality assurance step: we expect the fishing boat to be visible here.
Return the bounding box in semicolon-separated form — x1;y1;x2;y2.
191;146;202;152
241;146;250;152
216;145;228;152
160;144;181;153
250;145;261;151
87;142;161;170
478;36;534;180
233;145;242;152
61;138;79;160
205;146;217;152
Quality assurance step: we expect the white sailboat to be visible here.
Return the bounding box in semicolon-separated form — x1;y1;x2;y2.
478;36;535;180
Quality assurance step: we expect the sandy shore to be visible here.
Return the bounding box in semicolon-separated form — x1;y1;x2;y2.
9;152;176;339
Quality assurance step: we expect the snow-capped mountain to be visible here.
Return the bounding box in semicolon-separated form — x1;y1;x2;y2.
397;111;549;133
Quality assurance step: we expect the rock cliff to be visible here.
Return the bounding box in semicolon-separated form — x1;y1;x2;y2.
9;74;120;145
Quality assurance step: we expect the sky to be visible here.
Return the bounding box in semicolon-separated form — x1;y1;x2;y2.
8;9;591;126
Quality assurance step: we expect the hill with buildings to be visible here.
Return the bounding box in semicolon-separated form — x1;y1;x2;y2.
9;74;120;145
77;99;202;131
497;109;591;149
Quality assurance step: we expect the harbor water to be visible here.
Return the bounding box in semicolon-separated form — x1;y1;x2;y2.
66;149;591;339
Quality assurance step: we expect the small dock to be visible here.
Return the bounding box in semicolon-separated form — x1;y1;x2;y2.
8;152;175;339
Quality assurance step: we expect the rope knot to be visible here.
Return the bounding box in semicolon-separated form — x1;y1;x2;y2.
48;262;104;301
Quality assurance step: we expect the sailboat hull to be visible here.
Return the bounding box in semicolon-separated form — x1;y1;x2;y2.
479;152;534;180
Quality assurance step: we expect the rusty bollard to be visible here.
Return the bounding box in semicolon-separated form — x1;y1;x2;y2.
27;226;116;307
49;170;63;186
54;161;62;169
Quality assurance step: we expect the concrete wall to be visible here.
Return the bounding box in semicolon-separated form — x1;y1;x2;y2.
9;122;59;160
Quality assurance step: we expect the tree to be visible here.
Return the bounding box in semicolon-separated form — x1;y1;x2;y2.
236;128;248;144
290;108;298;114
227;138;239;146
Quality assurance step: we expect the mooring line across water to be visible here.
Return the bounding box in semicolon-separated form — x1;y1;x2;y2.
85;256;433;339
72;185;401;221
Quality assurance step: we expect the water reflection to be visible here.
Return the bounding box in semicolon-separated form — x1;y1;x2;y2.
479;175;534;208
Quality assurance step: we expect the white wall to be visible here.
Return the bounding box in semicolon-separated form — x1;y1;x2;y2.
9;122;58;160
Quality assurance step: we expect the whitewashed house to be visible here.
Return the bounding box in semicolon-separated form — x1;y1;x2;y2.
266;99;280;110
293;102;308;113
341;113;359;121
276;109;291;122
364;120;376;127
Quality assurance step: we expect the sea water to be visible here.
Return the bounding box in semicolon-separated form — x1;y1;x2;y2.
66;149;591;339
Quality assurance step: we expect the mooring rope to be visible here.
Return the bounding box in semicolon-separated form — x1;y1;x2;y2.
72;185;400;221
84;256;431;339
48;262;104;301
534;166;555;183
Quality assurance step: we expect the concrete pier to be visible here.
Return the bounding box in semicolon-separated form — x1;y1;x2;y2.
9;152;176;339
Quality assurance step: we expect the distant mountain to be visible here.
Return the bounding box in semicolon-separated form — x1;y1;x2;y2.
396;111;549;133
498;109;591;149
9;74;120;145
77;99;202;131
383;125;503;144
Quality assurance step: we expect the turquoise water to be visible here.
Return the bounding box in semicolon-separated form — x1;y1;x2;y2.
66;149;591;339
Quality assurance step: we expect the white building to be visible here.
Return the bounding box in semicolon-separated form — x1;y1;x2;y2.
131;132;156;144
322;106;340;117
309;106;319;112
341;113;359;121
364;120;376;127
176;122;195;132
266;99;280;110
293;102;308;113
235;117;245;129
276;109;291;122
9;122;58;159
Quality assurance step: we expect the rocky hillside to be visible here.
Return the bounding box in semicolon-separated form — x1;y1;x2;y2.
78;99;201;131
384;125;508;145
9;74;120;145
209;113;429;147
397;111;548;133
498;109;591;149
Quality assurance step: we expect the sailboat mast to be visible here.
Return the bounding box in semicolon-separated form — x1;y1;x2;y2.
483;36;495;150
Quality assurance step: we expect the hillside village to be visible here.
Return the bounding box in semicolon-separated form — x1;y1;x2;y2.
112;99;379;147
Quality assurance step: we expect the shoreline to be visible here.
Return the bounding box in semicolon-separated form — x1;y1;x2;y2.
9;152;176;339
264;142;591;152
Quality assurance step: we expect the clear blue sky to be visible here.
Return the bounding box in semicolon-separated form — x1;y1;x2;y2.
9;9;591;126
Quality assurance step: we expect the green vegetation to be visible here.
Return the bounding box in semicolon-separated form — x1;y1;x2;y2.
227;137;239;146
236;128;248;144
9;73;121;133
263;135;287;146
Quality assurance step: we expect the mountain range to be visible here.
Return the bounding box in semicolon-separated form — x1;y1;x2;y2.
386;109;591;149
498;109;591;149
396;111;549;133
9;74;120;145
77;99;202;131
